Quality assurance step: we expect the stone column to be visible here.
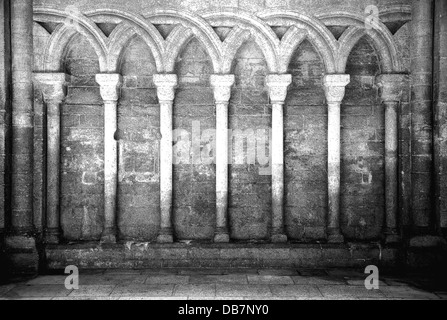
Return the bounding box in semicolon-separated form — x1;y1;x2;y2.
323;74;350;243
153;74;177;243
0;0;10;239
210;74;235;243
376;74;407;243
411;0;434;233
6;0;38;274
266;74;292;243
34;73;68;244
434;0;447;233
10;0;34;236
95;74;122;243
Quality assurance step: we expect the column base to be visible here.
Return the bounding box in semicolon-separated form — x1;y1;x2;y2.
157;234;174;243
100;227;117;244
328;233;344;244
214;232;230;243
385;230;400;244
271;233;288;243
157;228;174;243
409;235;446;248
44;228;60;244
101;234;117;244
5;235;39;275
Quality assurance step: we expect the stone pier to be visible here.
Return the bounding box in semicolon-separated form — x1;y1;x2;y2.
6;0;38;274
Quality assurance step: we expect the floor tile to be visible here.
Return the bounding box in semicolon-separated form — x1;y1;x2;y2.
146;275;189;285
270;285;323;298
68;285;116;297
318;285;385;299
381;286;440;300
247;275;294;285
216;284;272;297
173;284;216;297
258;269;299;276
292;276;346;285
26;276;67;285
189;275;248;284
111;284;174;297
6;285;71;298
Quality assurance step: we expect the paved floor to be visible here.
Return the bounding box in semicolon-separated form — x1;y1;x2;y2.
1;268;446;300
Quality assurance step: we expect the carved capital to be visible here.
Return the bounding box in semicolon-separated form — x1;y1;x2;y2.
210;74;235;103
34;73;69;103
153;74;178;102
376;74;409;102
95;74;122;102
265;74;292;104
323;74;350;104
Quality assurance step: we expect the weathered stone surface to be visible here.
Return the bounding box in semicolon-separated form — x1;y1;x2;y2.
1;0;446;274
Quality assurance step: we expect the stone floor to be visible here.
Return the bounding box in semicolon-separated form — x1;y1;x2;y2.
1;268;446;300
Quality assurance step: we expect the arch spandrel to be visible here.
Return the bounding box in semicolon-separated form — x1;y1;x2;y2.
258;10;338;74
203;8;280;73
316;11;402;73
34;7;108;72
144;9;223;73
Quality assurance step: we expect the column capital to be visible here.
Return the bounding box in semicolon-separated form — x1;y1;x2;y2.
95;73;122;102
323;74;350;104
210;74;235;103
265;74;292;104
376;74;409;102
153;74;178;102
34;73;69;103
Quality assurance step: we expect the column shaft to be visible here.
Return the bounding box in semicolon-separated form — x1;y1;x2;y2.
46;101;61;242
34;73;68;244
385;102;399;242
434;0;447;232
215;102;229;241
211;74;234;243
327;102;341;241
159;100;173;242
323;75;350;243
271;103;285;239
10;0;34;234
411;0;434;231
96;74;122;243
377;74;409;243
103;101;118;242
266;74;291;243
154;74;177;243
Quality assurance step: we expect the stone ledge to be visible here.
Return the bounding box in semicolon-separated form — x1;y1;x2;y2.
44;242;400;270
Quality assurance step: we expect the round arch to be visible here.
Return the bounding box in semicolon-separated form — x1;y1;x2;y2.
143;9;222;73
85;8;165;72
202;8;280;73
34;7;108;72
258;10;338;74
316;11;402;73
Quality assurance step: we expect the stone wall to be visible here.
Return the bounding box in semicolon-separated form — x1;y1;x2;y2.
28;0;415;243
2;0;447;273
173;39;216;240
284;40;326;241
